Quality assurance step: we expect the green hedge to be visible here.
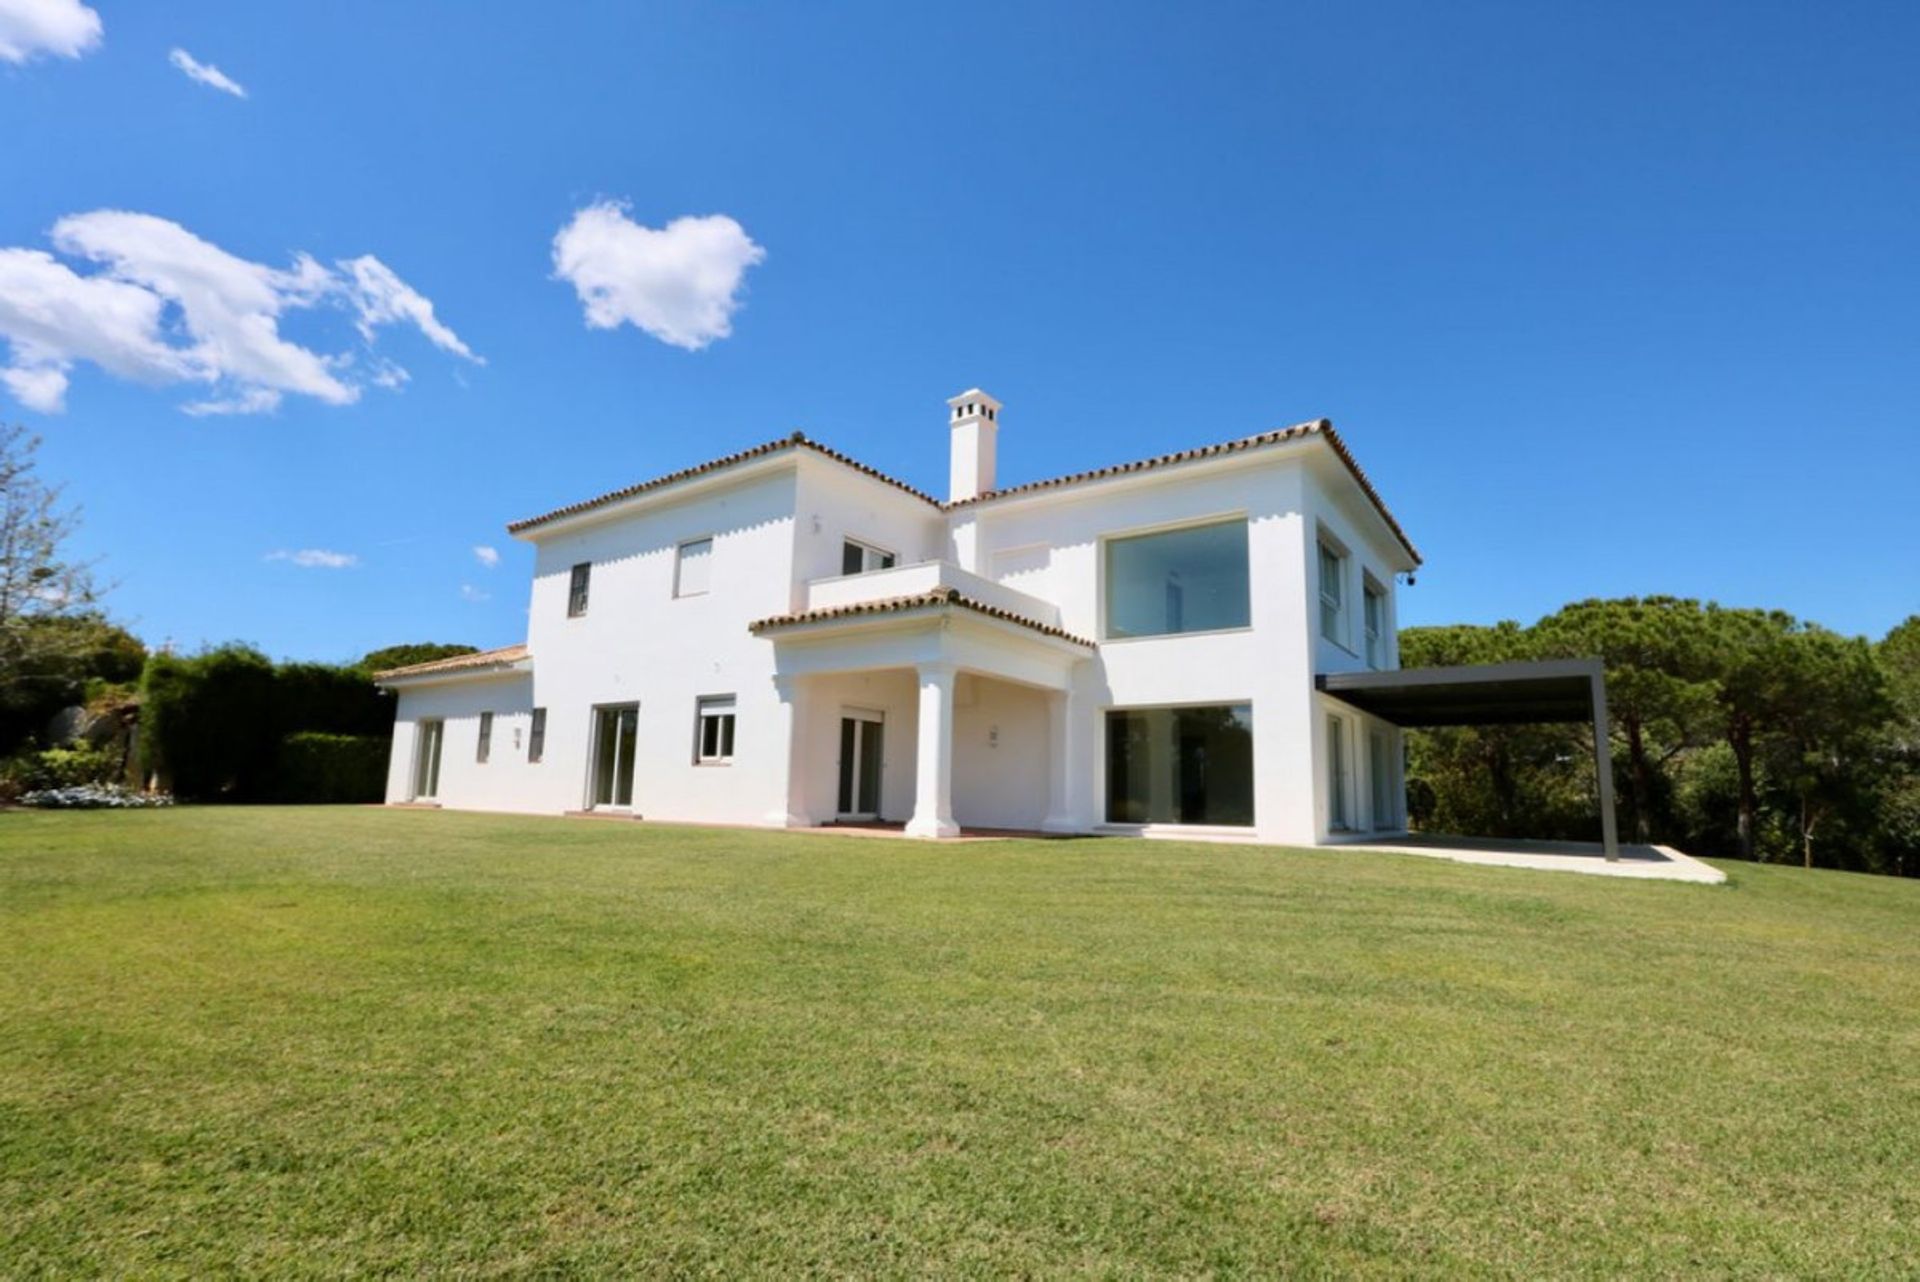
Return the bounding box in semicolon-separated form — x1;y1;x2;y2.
139;644;395;801
275;732;389;804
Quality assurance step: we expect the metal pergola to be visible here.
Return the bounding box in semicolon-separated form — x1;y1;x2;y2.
1316;658;1620;860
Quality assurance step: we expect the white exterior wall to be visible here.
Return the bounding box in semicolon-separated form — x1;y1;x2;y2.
967;461;1321;845
381;433;1418;850
386;674;537;812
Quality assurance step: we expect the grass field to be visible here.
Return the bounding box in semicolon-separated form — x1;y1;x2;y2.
2;808;1917;1276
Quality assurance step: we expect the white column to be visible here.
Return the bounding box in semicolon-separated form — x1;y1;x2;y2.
765;674;814;828
1041;688;1076;833
906;662;959;838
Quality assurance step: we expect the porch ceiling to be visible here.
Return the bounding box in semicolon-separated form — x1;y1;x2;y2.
1316;658;1603;727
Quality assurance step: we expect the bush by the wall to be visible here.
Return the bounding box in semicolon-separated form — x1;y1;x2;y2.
0;743;124;801
274;732;389;803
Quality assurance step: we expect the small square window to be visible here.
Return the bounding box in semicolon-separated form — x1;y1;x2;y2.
567;563;591;617
676;538;712;597
695;695;736;763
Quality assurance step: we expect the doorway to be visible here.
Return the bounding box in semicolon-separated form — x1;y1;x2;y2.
836;710;884;819
1369;729;1395;829
413;719;444;799
590;703;639;810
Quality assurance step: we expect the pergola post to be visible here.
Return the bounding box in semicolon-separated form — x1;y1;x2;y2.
1589;670;1620;861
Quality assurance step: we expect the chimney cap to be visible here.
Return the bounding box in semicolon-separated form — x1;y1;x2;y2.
947;388;1002;412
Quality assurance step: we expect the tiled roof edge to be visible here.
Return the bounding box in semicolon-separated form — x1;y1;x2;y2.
372;643;530;681
949;419;1422;565
507;433;941;534
748;588;1095;648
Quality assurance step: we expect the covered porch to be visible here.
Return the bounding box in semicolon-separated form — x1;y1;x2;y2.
1317;658;1624;860
750;587;1093;838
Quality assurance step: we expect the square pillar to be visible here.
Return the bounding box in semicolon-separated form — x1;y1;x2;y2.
1591;671;1620;861
765;674;814;828
906;662;959;838
1042;688;1076;833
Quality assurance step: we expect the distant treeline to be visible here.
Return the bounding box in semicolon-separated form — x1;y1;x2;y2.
1402;599;1919;877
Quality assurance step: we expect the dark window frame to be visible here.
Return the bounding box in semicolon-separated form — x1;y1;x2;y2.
567;562;591;617
476;711;493;763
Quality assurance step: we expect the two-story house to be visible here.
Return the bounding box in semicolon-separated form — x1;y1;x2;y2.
375;388;1429;848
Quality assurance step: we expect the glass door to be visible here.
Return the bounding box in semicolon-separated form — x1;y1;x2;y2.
836;712;884;819
591;704;639;809
1369;730;1395;829
413;719;443;799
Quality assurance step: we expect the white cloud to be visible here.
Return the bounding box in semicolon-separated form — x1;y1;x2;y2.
0;0;101;64
339;255;480;362
472;544;499;569
168;47;246;98
267;548;357;569
0;210;479;415
459;583;490;603
552;202;765;350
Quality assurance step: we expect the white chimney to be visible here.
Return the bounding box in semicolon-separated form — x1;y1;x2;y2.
947;388;1001;503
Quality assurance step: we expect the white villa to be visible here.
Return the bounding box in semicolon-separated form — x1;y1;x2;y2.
375;388;1627;859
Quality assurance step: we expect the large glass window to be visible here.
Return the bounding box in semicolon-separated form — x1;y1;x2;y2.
1363;579;1385;668
1318;541;1345;643
1105;704;1254;826
1104;519;1250;638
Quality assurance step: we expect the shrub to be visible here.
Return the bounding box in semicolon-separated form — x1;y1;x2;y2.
20;783;173;809
275;732;389;804
0;743;123;800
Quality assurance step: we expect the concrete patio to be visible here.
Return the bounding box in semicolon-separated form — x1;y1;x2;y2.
1328;833;1727;883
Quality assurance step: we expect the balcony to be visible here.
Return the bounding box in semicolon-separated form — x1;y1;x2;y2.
802;560;1062;627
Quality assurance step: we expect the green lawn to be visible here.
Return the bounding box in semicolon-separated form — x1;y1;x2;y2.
2;810;1917;1276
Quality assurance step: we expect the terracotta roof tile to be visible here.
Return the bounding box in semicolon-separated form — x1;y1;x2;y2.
948;419;1422;565
372;643;530;681
749;588;1095;648
507;432;940;535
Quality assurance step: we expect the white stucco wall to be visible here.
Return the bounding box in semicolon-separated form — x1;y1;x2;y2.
385;674;538;812
381;432;1416;849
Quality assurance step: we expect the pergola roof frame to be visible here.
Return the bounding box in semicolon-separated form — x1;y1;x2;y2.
1317;658;1620;860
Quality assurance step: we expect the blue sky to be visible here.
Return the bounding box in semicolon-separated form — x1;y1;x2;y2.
3;0;1915;661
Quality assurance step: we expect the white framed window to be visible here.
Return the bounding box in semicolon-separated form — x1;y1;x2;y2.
1318;538;1347;646
1363;577;1386;669
675;537;712;597
841;539;897;575
695;695;736;763
476;711;493;763
1327;714;1352;830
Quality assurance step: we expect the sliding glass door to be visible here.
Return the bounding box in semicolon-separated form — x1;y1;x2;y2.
413;719;443;799
1105;704;1254;826
591;703;639;809
836;712;884;819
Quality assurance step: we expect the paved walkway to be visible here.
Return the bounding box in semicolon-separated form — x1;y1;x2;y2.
1327;832;1727;883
